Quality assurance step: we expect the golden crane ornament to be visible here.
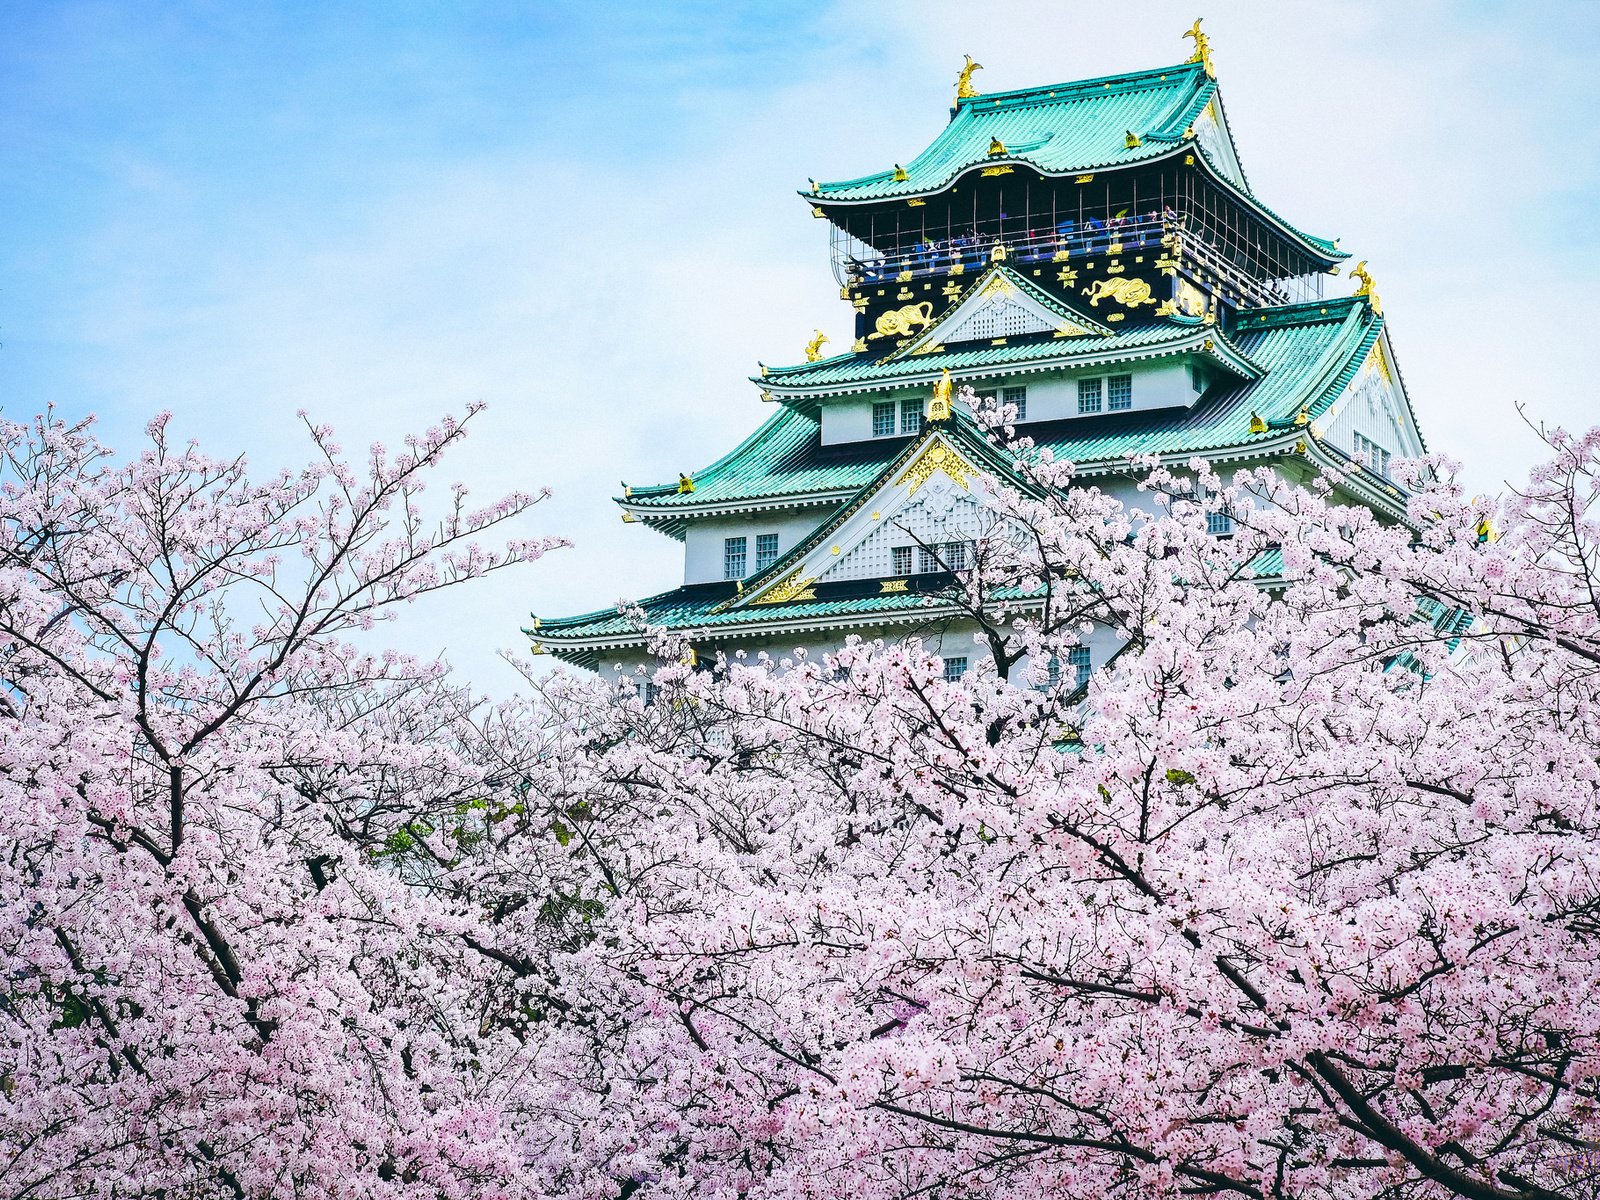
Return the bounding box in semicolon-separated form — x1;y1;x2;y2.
956;54;983;99
1350;261;1382;315
1183;18;1215;78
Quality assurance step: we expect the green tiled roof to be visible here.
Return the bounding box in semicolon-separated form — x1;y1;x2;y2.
535;582;955;640
815;63;1229;200
530;579;1040;664
763;318;1258;391
1244;547;1285;580
622;406;888;515
623;297;1382;519
807;62;1343;262
1026;297;1380;464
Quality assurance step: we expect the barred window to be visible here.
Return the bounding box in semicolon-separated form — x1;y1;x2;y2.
942;656;968;682
892;546;913;576
1002;384;1027;420
723;536;746;579
1108;374;1133;411
1078;377;1103;414
1207;509;1235;536
1068;645;1091;689
900;398;924;436
755;532;779;571
942;540;969;571
1353;432;1392;476
872;401;896;438
917;545;943;574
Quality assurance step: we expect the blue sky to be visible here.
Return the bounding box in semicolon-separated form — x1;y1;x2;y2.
2;1;1597;689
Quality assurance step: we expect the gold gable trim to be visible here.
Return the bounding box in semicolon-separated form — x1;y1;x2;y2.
752;567;818;606
895;439;971;496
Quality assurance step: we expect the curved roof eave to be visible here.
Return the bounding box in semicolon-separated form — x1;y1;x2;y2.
759;324;1264;399
804;141;1345;265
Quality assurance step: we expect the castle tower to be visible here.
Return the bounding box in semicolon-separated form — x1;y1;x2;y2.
531;31;1425;677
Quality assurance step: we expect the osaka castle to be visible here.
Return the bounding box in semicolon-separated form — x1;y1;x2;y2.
529;25;1425;678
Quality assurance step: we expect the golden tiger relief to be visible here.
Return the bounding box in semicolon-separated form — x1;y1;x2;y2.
1082;277;1156;308
869;301;935;339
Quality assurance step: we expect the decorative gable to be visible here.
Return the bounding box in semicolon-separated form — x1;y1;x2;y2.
901;266;1107;356
1318;337;1425;463
739;431;1008;606
1191;97;1247;190
829;478;986;582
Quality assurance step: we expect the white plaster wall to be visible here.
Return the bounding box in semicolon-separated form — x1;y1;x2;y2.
968;361;1202;422
683;509;830;584
1324;363;1421;473
817;361;1205;446
821;393;920;445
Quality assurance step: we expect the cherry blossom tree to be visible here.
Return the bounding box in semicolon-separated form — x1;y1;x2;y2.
0;407;597;1199
5;396;1600;1200
520;403;1600;1199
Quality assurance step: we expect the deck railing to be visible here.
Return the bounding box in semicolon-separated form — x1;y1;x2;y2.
836;213;1323;308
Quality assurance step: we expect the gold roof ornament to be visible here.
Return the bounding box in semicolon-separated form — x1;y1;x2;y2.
892;163;909;182
956;54;983;100
990;240;1008;261
929;368;954;422
1248;411;1268;435
1294;405;1310;426
677;473;695;494
1124;130;1143;148
1350;261;1383;314
805;329;829;362
1183;18;1215;78
987;136;1008;157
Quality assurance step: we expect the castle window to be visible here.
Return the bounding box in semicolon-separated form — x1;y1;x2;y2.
1202;484;1234;535
1353;432;1391;476
723;536;746;579
1108;374;1133;411
1078;377;1103;414
916;545;943;573
1068;645;1091;689
872;401;896;438
755;532;779;571
1002;384;1027;420
900;398;924;436
942;656;968;682
892;546;913;576
942;540;969;571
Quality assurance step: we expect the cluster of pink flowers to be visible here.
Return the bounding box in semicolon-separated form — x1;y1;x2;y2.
0;399;1595;1199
